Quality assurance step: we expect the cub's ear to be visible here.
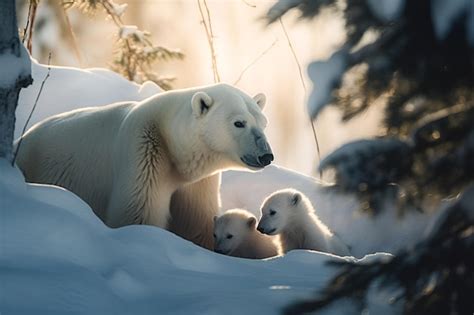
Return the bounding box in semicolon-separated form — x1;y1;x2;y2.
192;92;214;118
253;93;266;110
247;217;257;229
291;192;301;206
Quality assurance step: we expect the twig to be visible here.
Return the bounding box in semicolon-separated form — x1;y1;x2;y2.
279;17;322;177
197;0;220;83
26;0;39;54
13;53;52;166
241;0;257;8
62;5;84;67
22;0;33;44
233;39;278;85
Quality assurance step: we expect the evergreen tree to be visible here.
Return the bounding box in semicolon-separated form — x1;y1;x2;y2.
267;0;474;314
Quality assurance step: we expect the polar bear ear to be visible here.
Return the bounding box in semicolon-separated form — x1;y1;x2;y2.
192;92;214;118
253;93;266;110
291;192;301;206
247;217;257;229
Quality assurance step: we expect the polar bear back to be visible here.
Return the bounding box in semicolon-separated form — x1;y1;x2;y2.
16;102;135;218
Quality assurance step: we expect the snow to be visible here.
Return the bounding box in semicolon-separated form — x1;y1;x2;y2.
307;50;348;118
0;159;397;314
110;1;128;17
6;59;437;313
15;58;161;139
431;0;474;45
0;44;31;87
367;0;405;22
119;25;146;42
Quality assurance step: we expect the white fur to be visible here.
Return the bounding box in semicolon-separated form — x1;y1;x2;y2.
214;209;281;259
16;83;272;249
258;189;351;256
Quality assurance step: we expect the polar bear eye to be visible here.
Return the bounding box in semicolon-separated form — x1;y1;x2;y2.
226;234;233;239
234;121;246;128
213;233;217;238
269;209;276;216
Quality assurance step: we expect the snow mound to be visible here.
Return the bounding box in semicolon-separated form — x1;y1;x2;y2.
0;159;395;314
15;58;161;139
0;44;31;87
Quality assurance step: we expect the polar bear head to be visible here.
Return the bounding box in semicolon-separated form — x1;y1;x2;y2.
257;188;304;235
191;84;273;170
213;209;257;255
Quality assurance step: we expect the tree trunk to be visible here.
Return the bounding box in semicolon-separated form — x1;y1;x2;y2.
0;0;33;163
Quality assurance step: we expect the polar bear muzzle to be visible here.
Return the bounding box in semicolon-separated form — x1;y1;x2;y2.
240;128;273;168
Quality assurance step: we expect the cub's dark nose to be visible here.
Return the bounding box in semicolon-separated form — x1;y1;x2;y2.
257;226;265;234
258;154;274;166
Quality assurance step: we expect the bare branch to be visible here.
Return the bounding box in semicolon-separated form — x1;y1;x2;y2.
21;0;33;44
197;0;220;83
279;17;322;175
241;0;256;8
233;39;278;85
13;53;52;165
62;5;84;67
26;1;38;54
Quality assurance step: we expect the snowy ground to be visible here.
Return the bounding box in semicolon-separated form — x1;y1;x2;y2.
1;160;399;315
1;58;435;314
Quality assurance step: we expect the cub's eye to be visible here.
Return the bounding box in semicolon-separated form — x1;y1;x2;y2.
213;233;217;238
226;234;233;239
269;210;276;216
234;121;245;128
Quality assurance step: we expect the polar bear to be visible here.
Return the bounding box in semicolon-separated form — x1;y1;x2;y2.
257;189;350;256
16;83;273;249
213;209;281;259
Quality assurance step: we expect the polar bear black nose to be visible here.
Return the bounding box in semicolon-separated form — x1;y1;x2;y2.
258;154;274;166
257;226;265;233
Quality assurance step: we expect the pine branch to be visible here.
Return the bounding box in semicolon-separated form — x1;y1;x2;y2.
65;0;183;89
284;185;474;315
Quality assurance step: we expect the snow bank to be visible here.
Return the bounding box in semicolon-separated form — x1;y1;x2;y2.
0;160;395;314
0;44;31;87
15;58;161;139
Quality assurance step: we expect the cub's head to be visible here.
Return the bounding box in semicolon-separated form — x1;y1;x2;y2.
257;188;303;235
191;84;273;170
213;209;257;255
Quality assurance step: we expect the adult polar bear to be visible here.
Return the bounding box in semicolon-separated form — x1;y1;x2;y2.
16;83;273;249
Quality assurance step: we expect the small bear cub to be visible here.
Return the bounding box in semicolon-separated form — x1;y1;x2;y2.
257;189;350;256
213;209;281;259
